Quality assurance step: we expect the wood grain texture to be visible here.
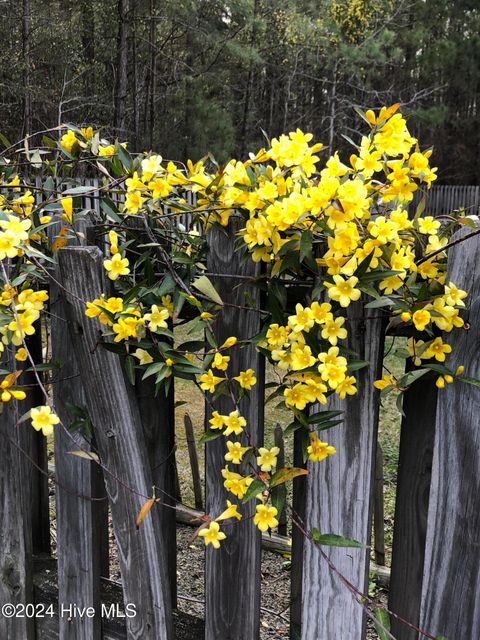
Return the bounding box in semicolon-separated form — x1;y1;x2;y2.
134;377;177;606
420;229;480;639
389;369;437;640
301;305;384;640
290;428;307;640
184;413;203;511
52;262;108;640
18;330;51;555
0;350;35;639
205;219;264;640
57;246;173;640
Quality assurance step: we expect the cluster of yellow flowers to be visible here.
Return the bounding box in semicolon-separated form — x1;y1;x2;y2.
1;106;474;551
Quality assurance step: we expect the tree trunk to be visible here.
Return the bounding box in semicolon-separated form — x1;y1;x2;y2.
114;0;131;136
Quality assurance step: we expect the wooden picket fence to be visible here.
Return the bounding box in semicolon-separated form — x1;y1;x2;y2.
0;183;479;640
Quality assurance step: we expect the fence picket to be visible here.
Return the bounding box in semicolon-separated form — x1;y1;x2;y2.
205;218;264;640
419;229;480;638
300;305;384;640
389;370;438;639
52;256;109;640
0;352;35;639
57;246;173;640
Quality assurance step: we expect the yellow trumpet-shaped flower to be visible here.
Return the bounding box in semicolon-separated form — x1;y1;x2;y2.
198;521;226;549
31;405;60;437
254;504;278;532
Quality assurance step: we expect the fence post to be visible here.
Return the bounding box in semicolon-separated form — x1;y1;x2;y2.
52;263;109;640
0;350;35;639
373;443;385;567
389;369;437;639
274;424;287;536
205;218;264;640
300;304;384;640
184;413;203;511
57;246;173;640
419;229;480;638
19;329;51;555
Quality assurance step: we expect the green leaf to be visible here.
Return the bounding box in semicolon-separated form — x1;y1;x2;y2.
459;376;480;388
311;529;365;548
192;276;223;306
373;608;391;640
307;410;343;425
199;429;223;443
242;478;266;503
354;251;374;278
364;296;395;309
347;359;369;372
270;467;308;488
299;230;313;263
62;185;97;196
125;355;136;385
271;483;286;517
397;368;430;387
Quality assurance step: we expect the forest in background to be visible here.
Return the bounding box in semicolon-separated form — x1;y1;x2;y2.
2;0;480;183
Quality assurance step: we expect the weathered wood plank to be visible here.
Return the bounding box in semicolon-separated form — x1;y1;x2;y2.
274;424;287;536
290;428;307;640
419;229;480;639
19;329;51;555
373;443;385;567
301;305;384;640
57;246;173;640
205;218;264;640
0;349;35;639
184;413;203;511
52;256;109;640
389;369;437;640
134;377;177;606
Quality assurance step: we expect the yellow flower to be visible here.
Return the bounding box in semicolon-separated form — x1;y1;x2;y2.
325;275;361;308
221;467;253;499
418;216;440;235
200;369;223;393
424;338;451;362
335;375;357;399
225;441;249;464
307;433;336;462
288;303;315;333
0;372;26;402
444;282;467;307
109;230;119;254
223;410;247;436
15;348;28;362
124;190;144;215
321;316;347;346
412;309;431;331
143;305;169;332
220;336;237;349
98;144;116;158
233;369;257;390
256;446;280;472
212;352;230;371
310;301;332;324
198;521;226;549
103;253;130;280
60;130;79;153
133;348;153;365
266;324;290;347
284;383;315;410
31;405;60;437
81;127;94;140
209;411;225;430
216;500;242;522
374;374;395;390
60;197;73;223
254;504;278;532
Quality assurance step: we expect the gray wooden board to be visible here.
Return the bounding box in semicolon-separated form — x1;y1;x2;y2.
0;349;35;639
419;229;480;638
57;246;173;640
52;259;109;640
205;219;264;640
301;305;384;640
389;369;437;640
